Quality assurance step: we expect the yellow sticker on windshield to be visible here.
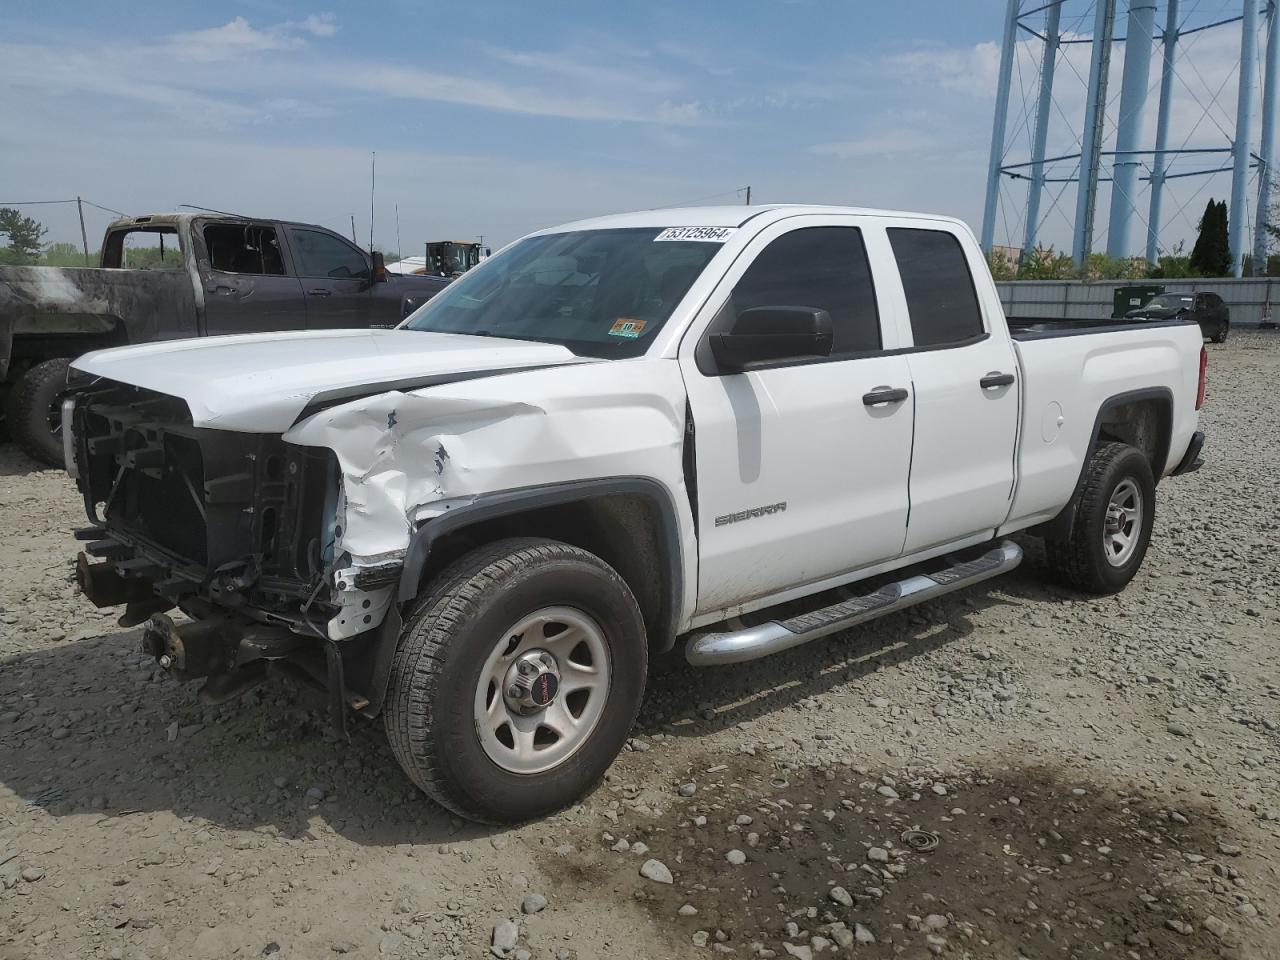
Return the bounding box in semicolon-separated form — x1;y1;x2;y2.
609;318;647;339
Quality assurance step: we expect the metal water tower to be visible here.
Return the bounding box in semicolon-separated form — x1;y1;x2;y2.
981;0;1279;277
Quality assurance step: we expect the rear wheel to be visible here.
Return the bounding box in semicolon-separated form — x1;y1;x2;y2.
4;359;69;467
1211;318;1229;343
1044;441;1156;594
383;538;647;823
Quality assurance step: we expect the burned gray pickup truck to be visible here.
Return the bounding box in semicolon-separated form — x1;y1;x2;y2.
1;212;449;464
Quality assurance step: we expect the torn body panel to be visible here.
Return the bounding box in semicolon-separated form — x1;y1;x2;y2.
283;359;696;639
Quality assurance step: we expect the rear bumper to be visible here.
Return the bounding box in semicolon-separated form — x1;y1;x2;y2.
1170;430;1205;476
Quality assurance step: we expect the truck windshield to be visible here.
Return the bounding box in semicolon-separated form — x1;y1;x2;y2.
401;228;722;358
1146;295;1193;310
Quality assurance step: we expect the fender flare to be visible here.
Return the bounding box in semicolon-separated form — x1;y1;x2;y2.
1040;387;1173;540
398;476;686;649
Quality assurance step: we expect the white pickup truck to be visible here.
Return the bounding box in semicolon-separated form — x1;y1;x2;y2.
64;205;1207;823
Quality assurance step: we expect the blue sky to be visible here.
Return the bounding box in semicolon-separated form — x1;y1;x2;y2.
0;1;1252;256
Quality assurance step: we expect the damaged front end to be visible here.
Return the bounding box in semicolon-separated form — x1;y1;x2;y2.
67;378;393;727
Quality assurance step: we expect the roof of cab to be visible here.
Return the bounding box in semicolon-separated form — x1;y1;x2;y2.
535;204;970;235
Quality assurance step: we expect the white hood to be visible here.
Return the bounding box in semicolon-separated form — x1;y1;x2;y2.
71;329;579;431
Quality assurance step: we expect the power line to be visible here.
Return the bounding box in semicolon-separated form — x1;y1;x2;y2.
0;198;127;217
650;186;752;210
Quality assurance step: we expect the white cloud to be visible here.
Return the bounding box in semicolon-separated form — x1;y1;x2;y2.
293;14;338;38
166;18;301;62
809;129;940;159
0;17;705;128
656;100;704;125
884;41;1003;97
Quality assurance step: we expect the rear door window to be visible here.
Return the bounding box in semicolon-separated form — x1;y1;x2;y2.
887;228;984;347
204;223;286;276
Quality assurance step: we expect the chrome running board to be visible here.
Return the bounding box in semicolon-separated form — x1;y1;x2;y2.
685;540;1022;666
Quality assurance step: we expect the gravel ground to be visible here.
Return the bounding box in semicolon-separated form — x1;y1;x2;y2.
1;332;1278;960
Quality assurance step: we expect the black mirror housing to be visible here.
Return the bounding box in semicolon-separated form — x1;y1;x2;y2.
710;306;834;372
371;251;388;284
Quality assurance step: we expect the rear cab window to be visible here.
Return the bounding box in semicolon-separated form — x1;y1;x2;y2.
101;227;184;270
887;227;985;348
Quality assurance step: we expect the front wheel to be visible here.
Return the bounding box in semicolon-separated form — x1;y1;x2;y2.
384;538;647;823
1212;319;1229;343
1044;441;1156;594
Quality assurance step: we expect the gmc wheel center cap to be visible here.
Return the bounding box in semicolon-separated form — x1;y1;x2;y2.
504;650;562;714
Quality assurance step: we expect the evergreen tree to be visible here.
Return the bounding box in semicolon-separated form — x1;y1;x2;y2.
0;208;48;265
1189;199;1231;276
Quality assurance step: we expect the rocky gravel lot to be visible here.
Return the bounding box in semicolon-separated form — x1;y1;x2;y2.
2;332;1279;960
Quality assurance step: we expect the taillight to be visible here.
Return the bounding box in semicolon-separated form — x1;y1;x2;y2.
1195;346;1207;410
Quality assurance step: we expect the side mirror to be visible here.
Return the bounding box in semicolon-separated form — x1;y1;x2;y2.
709;306;834;373
371;251;388;284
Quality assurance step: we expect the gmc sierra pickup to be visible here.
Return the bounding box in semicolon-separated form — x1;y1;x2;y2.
63;205;1207;823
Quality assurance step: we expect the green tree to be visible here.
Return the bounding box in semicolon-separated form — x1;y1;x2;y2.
0;208;48;264
1189;199;1230;277
1017;245;1077;279
41;242;93;267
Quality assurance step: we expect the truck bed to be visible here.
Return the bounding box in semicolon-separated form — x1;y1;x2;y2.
1006;315;1197;339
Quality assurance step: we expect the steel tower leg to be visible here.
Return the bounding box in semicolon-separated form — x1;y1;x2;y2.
1023;1;1063;259
982;0;1022;253
1107;1;1158;258
1147;0;1181;265
1231;0;1262;277
1254;0;1279;276
1073;0;1118;270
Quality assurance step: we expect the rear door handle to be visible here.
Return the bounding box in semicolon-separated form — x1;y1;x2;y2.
980;372;1015;389
308;288;332;297
862;386;909;406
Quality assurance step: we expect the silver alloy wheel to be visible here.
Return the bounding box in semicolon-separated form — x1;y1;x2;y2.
473;606;611;774
1103;478;1143;567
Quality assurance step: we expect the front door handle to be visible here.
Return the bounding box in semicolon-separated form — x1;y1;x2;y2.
308;288;332;297
980;371;1015;389
862;386;909;406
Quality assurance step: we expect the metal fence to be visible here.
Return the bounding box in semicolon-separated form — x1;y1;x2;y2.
995;278;1277;326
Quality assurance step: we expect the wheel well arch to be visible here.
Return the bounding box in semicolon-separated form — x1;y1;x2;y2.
398;478;685;652
1095;389;1173;480
1036;387;1173;542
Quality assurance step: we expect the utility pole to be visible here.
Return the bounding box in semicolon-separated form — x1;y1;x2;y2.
744;186;751;205
76;196;91;266
350;215;358;244
396;203;403;263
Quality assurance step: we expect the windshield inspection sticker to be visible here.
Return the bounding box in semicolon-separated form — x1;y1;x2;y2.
654;226;735;242
609;318;647;339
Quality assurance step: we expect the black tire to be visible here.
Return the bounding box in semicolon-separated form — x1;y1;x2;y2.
4;358;70;466
1212;319;1229;344
1044;441;1156;595
384;537;648;823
